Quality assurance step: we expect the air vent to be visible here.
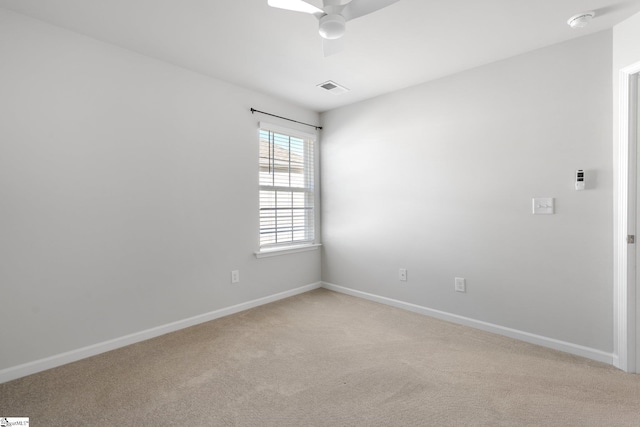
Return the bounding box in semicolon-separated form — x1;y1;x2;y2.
317;80;350;95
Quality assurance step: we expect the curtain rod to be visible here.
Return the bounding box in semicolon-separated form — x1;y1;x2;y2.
250;108;322;130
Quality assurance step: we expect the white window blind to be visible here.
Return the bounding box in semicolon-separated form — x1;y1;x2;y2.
259;122;315;249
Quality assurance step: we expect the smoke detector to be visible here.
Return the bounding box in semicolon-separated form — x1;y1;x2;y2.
317;80;350;95
567;11;595;29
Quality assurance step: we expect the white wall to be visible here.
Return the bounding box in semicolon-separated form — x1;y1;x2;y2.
613;10;640;371
321;31;613;353
0;9;320;372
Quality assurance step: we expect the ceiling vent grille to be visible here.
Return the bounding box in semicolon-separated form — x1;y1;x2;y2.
317;80;350;95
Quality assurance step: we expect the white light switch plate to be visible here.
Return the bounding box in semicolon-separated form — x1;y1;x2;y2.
532;197;554;215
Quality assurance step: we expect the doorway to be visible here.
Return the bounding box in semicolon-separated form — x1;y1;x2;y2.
616;64;640;373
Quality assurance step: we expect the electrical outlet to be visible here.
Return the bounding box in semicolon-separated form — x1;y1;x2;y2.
399;268;407;281
231;270;240;284
455;277;466;293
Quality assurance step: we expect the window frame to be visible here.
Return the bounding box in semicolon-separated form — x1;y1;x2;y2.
256;122;318;256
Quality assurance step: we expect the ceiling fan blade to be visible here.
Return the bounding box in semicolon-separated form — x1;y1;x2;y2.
322;0;344;5
267;0;324;16
323;37;344;57
341;0;400;21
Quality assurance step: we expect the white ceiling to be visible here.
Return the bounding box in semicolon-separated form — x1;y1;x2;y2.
1;0;639;112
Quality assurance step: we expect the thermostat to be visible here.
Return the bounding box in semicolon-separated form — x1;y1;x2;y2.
575;169;585;191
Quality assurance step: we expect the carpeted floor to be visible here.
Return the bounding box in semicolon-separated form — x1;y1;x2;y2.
1;288;639;426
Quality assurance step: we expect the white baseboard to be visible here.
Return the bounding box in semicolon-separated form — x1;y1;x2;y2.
0;282;322;384
612;354;621;369
321;282;615;365
2;280;615;384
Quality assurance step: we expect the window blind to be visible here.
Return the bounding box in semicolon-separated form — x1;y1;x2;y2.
258;123;315;248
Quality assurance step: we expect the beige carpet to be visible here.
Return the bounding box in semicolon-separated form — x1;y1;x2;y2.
1;288;639;426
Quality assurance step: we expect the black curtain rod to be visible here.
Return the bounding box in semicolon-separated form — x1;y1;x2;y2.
250;108;322;130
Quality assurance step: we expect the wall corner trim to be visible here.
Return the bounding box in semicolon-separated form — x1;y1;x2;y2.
0;282;322;384
321;282;615;366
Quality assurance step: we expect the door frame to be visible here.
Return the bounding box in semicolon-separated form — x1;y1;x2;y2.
615;61;640;373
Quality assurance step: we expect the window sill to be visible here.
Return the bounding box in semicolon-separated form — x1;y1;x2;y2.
254;244;321;258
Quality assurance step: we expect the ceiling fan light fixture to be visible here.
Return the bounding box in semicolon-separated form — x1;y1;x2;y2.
567;11;595;29
319;14;346;39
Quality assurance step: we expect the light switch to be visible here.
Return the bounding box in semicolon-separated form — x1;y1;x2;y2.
532;197;554;215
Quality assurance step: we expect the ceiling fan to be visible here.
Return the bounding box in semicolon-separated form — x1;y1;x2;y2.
267;0;401;56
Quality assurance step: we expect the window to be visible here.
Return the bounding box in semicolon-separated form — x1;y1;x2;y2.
258;122;315;250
